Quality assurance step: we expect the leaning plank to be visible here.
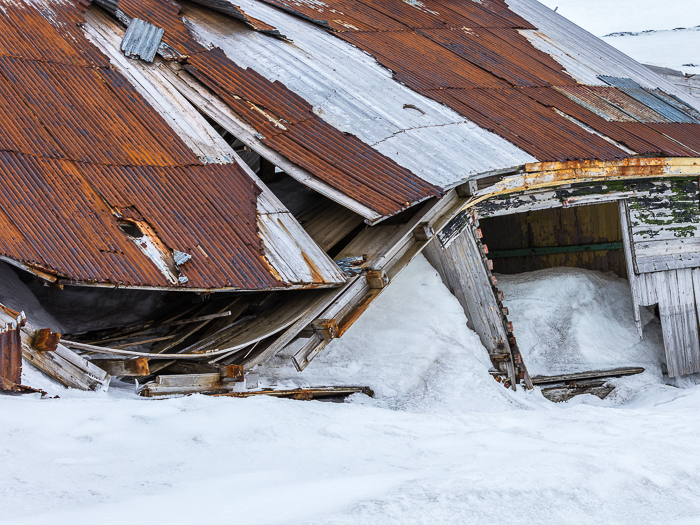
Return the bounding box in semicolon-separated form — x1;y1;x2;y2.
531;367;644;385
0;307;110;391
618;199;644;336
292;333;330;372
242;287;350;371
23;343;110;391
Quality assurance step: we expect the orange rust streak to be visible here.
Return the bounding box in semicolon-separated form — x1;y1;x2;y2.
336;288;382;338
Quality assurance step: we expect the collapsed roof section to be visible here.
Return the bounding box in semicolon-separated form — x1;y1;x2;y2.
99;0;443;220
0;0;345;291
167;0;700;189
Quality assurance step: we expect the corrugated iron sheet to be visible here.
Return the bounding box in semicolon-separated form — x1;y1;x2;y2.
253;0;700;162
0;0;342;290
180;1;538;190
121;18;164;62
116;0;441;216
430;88;629;161
599;76;699;124
189;0;282;36
529;87;697;157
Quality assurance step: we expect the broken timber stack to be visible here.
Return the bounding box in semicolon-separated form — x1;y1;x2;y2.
0;0;700;397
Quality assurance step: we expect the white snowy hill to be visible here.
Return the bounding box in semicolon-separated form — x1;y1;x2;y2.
539;0;700;75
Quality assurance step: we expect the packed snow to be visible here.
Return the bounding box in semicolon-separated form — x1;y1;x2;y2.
537;0;700;74
4;255;700;524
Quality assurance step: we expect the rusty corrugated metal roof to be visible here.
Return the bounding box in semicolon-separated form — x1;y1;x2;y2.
0;0;344;290
252;0;700;161
115;0;441;217
188;0;284;36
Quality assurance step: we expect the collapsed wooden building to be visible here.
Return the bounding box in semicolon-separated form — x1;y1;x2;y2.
0;0;699;398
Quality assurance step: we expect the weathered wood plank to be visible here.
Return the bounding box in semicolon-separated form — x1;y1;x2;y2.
291;333;329;372
531;367;644;385
655;270;700;377
90;358;150;377
139;372;247;396
636;252;700;273
541;381;615;402
619;199;643;336
298;200;365;252
0;307;110;391
215;386;373;400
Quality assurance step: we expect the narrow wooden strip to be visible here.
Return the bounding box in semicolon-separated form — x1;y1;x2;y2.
531;367;644;385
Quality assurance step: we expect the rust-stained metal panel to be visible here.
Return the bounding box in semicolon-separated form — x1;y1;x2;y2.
190;0;283;36
529;87;697;157
599;76;699;124
0;0;344;291
0;0;110;67
114;0;441;216
430;88;629;161
418;27;571;87
343;30;510;90
647;124;700;155
252;0;700;162
0;311;24;387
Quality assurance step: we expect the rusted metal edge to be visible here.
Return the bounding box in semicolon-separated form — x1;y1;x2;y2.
465;157;700;210
0;251;343;292
524;157;700;173
53;278;342;292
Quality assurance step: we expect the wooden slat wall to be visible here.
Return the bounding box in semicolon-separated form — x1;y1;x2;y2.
627;179;700;273
479;202;626;276
621;199;700;377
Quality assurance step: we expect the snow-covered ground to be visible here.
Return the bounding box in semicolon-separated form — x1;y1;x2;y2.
5;1;700;521
5;256;700;524
537;0;700;75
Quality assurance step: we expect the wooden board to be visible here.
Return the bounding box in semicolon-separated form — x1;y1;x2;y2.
531;367;644;385
626;179;700;274
298;200;365;252
621;201;700;377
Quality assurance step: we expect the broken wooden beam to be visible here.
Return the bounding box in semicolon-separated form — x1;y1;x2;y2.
455;179;477;198
292;333;331;372
366;269;389;289
541;380;615;403
413;222;434;241
0;305;110;391
90;357;150;377
138;371;247;397
215;386;374;400
531;367;644;385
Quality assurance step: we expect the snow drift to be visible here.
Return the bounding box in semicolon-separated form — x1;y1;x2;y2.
4;256;700;524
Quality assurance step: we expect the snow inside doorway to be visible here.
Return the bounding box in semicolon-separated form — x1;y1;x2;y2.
476;202;669;385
